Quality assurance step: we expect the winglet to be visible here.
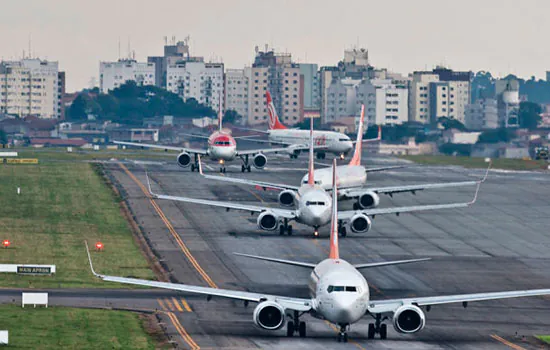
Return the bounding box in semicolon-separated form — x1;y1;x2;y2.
479;160;492;183
329;158;339;260
145;172;157;198
198;155;204;175
84;241;101;278
469;161;490;204
349;105;365;166
307;116;315;186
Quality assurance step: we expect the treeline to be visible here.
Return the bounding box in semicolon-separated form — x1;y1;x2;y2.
67;81;216;125
472;71;550;104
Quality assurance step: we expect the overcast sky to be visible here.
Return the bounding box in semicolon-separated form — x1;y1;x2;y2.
1;0;548;91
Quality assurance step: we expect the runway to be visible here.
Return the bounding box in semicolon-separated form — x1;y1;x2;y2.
94;153;550;349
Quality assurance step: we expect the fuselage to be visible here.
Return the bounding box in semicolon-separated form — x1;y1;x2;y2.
309;259;370;324
296;185;333;227
268;129;353;155
207;130;237;161
301;165;367;196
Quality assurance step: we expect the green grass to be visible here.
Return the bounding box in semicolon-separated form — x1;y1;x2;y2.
0;304;157;349
398;155;549;171
538;335;550;343
0;162;154;288
8;147;174;162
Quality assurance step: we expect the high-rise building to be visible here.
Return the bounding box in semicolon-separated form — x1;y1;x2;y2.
362;79;408;126
298;63;320;110
465;98;498;129
224;69;249;122
246;48;302;126
409;67;472;124
166;61;224;112
99;59;155;93
148;37;200;88
0;58;63;119
58;71;66;120
325;78;361;123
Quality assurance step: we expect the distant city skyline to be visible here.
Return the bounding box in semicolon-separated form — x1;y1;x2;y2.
1;0;548;92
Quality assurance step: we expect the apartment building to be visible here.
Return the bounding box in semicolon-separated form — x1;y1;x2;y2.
99;59;155;93
225;69;248;121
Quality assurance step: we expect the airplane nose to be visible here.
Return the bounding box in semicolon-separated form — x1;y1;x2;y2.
332;298;358;323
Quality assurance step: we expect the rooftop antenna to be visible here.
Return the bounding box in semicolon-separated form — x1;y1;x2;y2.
28;34;32;59
127;37;131;60
118;37;121;60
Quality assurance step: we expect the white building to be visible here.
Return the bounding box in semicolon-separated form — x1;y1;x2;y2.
325;78;360;122
356;79;408;126
166;61;224;112
0;59;62;119
465;98;499;130
224;69;248;122
99;59;155;93
409;72;438;123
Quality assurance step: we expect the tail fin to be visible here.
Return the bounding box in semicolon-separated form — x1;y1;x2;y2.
307;116;315;186
349;105;365;166
218;92;223;131
329;158;339;260
266;91;287;130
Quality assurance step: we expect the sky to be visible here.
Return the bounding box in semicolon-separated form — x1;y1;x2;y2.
1;0;549;92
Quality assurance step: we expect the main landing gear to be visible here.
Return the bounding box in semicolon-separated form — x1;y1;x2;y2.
316;152;326;160
338;222;347;238
367;313;388;339
286;311;306;338
279;219;293;235
190;154;199;172
337;324;349;342
240;155;252;172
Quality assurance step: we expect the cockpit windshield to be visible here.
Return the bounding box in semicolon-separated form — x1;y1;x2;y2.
214;141;232;146
327;286;358;293
302;180;321;185
339;138;349;141
305;201;326;206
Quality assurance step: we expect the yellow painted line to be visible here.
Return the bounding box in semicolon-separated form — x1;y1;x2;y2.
164;298;175;311
324;321;366;350
119;163;218;289
490;334;526;350
157;298;168;311
180;298;193;312
171;297;184;312
167;312;200;350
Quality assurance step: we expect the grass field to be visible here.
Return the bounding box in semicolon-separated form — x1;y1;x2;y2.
538;335;550;343
0;304;157;349
0;161;154;288
398;155;549;171
9;147;174;162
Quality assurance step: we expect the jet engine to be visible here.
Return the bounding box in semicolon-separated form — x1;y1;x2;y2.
278;190;296;207
252;154;268;169
392;305;426;334
357;191;380;209
257;211;278;231
253;301;285;330
176;152;192;168
349;213;372;233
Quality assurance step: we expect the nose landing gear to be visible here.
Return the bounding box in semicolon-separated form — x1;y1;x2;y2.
337;324;349;342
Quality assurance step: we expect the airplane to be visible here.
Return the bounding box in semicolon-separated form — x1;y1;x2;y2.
243;91;380;160
146;117;484;237
113;99;310;173
86;159;550;342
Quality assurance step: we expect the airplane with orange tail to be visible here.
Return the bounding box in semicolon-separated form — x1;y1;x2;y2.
87;158;550;343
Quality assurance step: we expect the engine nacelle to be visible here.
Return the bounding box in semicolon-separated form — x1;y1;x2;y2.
357;191;380;209
253;154;268;169
349;213;372;234
392;305;426;334
253;301;285;330
257;211;278;231
278;190;296;207
176;152;192;168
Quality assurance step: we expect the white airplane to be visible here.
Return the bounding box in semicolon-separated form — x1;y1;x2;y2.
244;91;379;159
147;117;483;237
113;102;306;173
87;159;550;343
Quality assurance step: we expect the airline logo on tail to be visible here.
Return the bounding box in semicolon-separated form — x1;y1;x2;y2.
266;91;287;130
349;105;365;166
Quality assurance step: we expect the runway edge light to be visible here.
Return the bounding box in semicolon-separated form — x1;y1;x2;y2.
95;242;104;251
2;240;10;248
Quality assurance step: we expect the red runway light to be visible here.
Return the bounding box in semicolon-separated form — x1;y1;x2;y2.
2;240;10;248
95;242;104;251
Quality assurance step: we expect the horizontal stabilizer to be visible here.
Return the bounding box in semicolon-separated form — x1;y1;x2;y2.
234;253;316;268
353;257;431;269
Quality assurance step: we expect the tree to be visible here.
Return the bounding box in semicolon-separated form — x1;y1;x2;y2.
518;101;542;130
438;117;466;131
67;94;89;121
223;110;242;124
477;128;515;144
0;129;7;145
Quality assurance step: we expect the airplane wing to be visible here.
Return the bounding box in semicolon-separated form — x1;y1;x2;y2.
338;180;481;221
368;289;550;314
146;174;297;218
236;144;327;156
85;242;312;312
364;165;408;173
113;141;208;155
340;180;480;198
